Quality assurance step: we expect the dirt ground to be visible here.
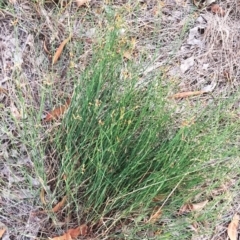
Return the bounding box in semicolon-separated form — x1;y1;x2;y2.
0;0;240;239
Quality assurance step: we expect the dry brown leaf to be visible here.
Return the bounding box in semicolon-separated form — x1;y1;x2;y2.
44;98;71;122
179;200;208;214
43;40;51;55
169;91;204;99
181;117;195;127
52;35;72;64
52;196;67;213
192;200;208;211
68;224;88;238
51;224;88;240
0;87;8;95
211;4;225;16
34;196;67;215
0;227;6;238
228;214;239;240
223;70;231;82
123;51;132;60
178;203;192;215
76;0;89;7
148;208;162;223
190;222;199;233
40;188;46;205
10;102;22;120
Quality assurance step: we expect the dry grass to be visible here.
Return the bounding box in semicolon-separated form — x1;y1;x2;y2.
0;0;240;239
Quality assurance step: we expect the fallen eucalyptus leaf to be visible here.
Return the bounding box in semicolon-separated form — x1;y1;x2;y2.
52;35;72;64
52;196;67;213
44;98;71;122
169;91;204;99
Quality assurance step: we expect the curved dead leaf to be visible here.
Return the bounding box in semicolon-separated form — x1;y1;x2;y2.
228;214;239;240
76;0;89;7
52;196;67;213
44;98;71;122
34;196;67;215
52;35;72;64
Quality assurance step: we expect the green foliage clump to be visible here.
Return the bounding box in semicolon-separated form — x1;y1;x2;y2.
53;29;238;232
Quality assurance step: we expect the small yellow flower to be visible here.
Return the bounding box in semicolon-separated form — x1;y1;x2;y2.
98;119;104;126
120;107;125;120
111;110;115;118
128;120;132;125
69;61;75;68
95;99;101;107
73;114;82;120
11;19;18;26
81;164;86;174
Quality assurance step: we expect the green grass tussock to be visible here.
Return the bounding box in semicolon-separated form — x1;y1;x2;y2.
52;28;239;234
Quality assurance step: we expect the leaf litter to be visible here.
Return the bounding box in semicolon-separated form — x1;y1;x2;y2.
148;207;162;224
50;224;88;240
76;0;90;7
34;196;67;215
10;102;22;120
0;227;6;238
169;82;216;99
228;214;239;240
40;188;47;205
179;200;208;215
44;98;71;122
180;56;195;73
210;4;225;17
